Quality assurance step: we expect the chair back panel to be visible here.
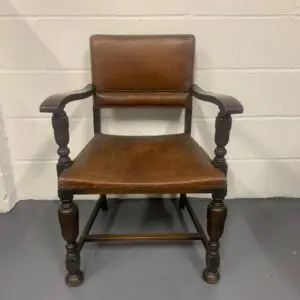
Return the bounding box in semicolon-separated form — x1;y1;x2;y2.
90;35;195;107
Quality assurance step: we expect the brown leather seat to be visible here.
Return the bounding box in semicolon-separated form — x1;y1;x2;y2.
59;133;225;193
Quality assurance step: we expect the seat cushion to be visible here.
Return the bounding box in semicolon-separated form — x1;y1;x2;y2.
59;134;226;193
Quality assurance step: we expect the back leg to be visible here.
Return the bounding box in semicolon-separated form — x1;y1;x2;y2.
179;194;187;210
100;194;108;211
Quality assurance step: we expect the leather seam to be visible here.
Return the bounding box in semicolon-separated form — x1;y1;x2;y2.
97;89;186;93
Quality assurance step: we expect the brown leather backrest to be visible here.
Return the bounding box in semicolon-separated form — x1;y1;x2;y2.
90;35;195;107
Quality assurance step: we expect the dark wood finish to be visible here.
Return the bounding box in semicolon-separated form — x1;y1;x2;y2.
58;134;226;193
58;191;83;287
40;34;244;286
85;232;203;242
40;84;94;114
179;194;187;210
77;196;103;252
184;95;193;134
100;194;108;211
192;84;239;283
93;107;101;133
51;107;84;286
213;113;232;175
203;189;227;284
185;198;209;250
191;84;243;115
52;111;72;176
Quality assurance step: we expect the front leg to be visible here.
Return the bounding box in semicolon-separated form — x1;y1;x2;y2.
203;189;227;284
204;112;231;283
58;190;83;287
52;110;83;286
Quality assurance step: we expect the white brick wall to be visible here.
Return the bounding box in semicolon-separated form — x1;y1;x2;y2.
0;102;15;212
1;0;300;210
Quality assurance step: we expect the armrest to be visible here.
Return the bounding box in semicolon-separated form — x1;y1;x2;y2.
39;84;95;113
191;84;243;115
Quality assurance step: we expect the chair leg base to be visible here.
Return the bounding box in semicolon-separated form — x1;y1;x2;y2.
202;269;220;284
65;271;84;287
100;195;108;211
179;194;186;210
101;204;108;212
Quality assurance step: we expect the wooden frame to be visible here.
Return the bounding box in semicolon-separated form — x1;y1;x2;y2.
77;195;208;251
40;36;243;287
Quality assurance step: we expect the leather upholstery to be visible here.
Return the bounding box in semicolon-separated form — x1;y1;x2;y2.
94;92;190;107
90;35;195;106
59;134;226;193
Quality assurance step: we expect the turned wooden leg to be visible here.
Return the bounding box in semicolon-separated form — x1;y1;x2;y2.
179;194;186;210
58;190;83;287
203;189;227;284
100;194;108;211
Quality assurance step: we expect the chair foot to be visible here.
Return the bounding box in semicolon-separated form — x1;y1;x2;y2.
65;270;84;287
101;203;108;211
202;268;220;284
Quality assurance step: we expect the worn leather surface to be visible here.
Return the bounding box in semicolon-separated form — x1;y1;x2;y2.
59;134;226;193
90;35;195;96
95;92;189;107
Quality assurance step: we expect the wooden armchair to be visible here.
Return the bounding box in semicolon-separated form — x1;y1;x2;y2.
40;35;243;287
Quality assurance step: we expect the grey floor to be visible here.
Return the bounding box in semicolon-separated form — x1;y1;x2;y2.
0;198;299;300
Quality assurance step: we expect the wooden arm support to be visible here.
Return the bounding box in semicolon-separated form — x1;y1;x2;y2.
39;84;95;114
191;84;243;175
40;84;94;177
52;111;72;177
191;84;243;115
212;113;232;175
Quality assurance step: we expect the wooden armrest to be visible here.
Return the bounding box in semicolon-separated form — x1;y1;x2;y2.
39;84;95;113
191;84;243;115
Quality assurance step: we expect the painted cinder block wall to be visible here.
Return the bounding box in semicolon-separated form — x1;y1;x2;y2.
1;0;300;211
